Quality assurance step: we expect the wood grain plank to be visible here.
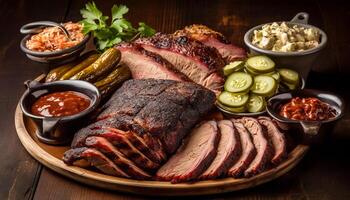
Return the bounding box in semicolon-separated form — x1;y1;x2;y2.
0;0;70;199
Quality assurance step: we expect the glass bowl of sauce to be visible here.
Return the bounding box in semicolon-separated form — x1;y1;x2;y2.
20;80;100;145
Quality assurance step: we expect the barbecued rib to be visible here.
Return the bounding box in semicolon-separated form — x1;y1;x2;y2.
116;43;191;82
84;136;151;179
200;120;241;180
156;121;220;183
174;24;247;63
240;117;273;177
135;33;225;92
63;147;130;178
228;121;256;177
258;117;287;165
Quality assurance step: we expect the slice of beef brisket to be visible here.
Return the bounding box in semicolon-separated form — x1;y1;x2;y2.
116;43;191;82
240;117;273;177
63;147;130;178
174;24;247;63
228;121;256;178
84;136;151;179
156;121;220;183
134;33;225;92
200;120;241;180
258;117;287;165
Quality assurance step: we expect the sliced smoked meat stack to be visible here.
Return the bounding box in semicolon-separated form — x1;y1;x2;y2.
239;117;273;177
134;33;225;92
63;147;130;178
227;121;256;178
84;136;151;179
174;24;247;64
156;121;220;183
65;79;216;179
199;120;241;180
72;127;160;172
116;43;191;82
258;117;287;165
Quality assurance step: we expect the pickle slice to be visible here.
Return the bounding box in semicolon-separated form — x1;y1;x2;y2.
224;72;253;93
251;75;277;96
223;61;245;76
246;55;275;73
218;91;249;108
247;94;266;113
278;68;299;84
217;102;246;113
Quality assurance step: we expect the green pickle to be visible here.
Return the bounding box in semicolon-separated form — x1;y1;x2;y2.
223;61;244;76
250;75;277;96
224;72;253;93
247;94;266;113
218;91;249;108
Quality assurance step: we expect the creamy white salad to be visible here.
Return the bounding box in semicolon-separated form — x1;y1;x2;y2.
252;22;320;52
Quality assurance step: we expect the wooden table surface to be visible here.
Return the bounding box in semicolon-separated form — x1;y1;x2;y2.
1;0;350;199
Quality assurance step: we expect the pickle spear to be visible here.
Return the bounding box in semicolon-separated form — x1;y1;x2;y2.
95;65;131;93
45;63;74;82
60;54;100;80
70;48;121;82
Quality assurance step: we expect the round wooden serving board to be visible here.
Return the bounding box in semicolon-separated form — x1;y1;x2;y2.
15;103;309;196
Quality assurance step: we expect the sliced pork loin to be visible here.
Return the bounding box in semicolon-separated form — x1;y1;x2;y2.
174;24;247;63
85;136;151;179
258;117;287;165
63;147;130;178
228;121;256;178
116;43;191;82
156;121;220;183
239;117;273;177
200;120;241;180
134;33;225;92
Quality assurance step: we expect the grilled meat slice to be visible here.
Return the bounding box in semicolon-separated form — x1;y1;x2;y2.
135;33;225;92
116;43;190;82
85;136;151;179
72;127;160;172
174;24;247;63
228;121;256;177
156;121;220;183
240;117;273;177
63;147;130;178
258;117;287;165
258;116;289;131
200;120;241;180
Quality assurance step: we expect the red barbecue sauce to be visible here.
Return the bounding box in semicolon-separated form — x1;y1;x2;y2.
279;97;336;121
31;91;91;117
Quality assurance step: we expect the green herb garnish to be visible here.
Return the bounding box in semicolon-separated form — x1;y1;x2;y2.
80;2;156;51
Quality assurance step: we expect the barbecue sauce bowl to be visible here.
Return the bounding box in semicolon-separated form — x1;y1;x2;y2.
20;80;101;145
266;89;344;144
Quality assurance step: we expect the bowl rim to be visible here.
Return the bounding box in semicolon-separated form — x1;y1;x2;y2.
266;89;345;124
244;21;327;57
20;33;90;57
20;80;101;122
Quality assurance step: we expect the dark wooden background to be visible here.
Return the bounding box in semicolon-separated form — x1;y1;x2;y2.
1;0;349;199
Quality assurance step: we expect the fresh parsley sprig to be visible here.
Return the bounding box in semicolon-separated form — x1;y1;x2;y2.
80;2;156;51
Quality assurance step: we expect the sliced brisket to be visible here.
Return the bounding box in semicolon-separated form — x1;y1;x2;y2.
116;43;190;82
156;121;220;183
240;117;273;177
228;121;256;178
200;120;241;180
134;33;225;92
258;117;287;165
85;136;151;179
174;24;247;63
63;147;130;178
